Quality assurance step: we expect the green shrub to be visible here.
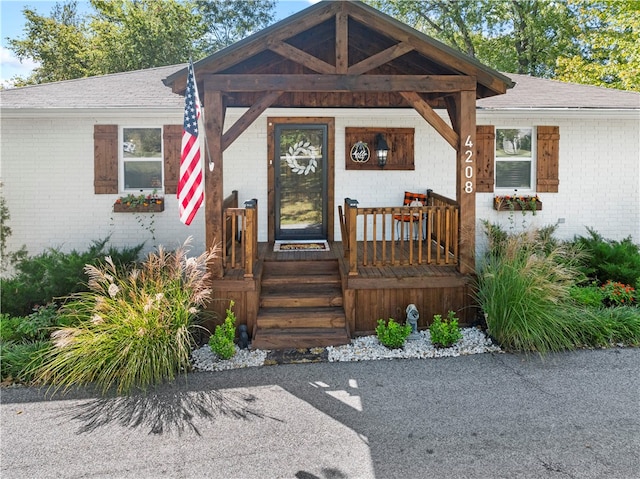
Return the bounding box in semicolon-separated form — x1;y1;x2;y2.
34;240;217;395
571;307;640;347
600;280;636;306
376;318;412;349
208;301;237;360
1;238;143;317
476;229;582;353
572;228;640;286
0;314;22;342
569;284;605;308
429;311;462;347
1;340;51;383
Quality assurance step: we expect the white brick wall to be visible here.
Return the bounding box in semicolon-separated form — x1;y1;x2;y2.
2;108;638;267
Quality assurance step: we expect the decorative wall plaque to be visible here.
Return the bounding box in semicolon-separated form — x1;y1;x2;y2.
350;141;370;163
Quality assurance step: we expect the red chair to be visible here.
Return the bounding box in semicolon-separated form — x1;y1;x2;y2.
393;191;427;240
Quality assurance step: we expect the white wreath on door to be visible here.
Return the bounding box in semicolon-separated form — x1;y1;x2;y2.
285;141;318;175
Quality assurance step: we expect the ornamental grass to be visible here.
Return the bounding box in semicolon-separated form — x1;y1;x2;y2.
476;229;583;353
34;238;217;395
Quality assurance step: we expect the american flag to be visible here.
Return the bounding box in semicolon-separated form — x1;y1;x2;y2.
178;61;204;225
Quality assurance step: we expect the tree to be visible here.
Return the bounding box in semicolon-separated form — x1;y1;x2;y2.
5;0;277;85
369;0;579;77
555;0;640;91
195;0;276;54
89;0;205;73
6;1;92;85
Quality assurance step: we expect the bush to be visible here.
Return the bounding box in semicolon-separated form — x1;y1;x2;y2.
208;301;237;360
571;307;640;347
569;284;605;308
1;238;143;317
429;311;462;347
572;228;640;287
476;229;583;353
600;280;636;306
34;239;217;395
1;340;51;383
376;318;412;349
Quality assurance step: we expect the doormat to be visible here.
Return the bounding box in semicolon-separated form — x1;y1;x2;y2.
274;240;330;252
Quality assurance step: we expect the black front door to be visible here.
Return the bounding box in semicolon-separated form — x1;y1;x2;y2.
274;124;328;240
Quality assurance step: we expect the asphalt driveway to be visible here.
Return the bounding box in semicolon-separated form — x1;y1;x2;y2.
1;348;639;478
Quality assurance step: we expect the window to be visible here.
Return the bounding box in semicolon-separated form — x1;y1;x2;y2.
495;127;533;190
121;127;163;191
475;125;559;194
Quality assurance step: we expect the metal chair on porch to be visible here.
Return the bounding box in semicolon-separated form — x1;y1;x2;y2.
393;191;427;240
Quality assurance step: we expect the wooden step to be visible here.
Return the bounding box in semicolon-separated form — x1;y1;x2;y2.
252;327;351;350
255;259;349;350
256;307;346;329
260;284;343;308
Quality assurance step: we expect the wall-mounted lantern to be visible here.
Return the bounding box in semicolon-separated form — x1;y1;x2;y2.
375;133;389;168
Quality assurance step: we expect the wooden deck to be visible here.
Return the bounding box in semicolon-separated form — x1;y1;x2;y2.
209;240;478;348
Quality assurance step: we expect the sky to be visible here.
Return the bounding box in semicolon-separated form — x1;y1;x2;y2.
0;0;317;87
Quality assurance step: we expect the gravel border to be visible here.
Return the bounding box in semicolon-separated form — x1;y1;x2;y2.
191;327;502;371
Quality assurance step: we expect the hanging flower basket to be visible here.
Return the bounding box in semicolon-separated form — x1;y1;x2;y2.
114;194;164;213
493;195;542;212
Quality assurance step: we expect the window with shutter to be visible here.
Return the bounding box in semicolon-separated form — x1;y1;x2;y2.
94;124;182;195
475;124;560;194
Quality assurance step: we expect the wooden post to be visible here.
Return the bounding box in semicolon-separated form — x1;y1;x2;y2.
203;87;225;278
243;199;257;279
454;89;477;274
345;198;359;276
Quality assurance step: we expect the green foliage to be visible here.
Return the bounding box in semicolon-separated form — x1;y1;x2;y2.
555;0;640;92
600;281;636;307
371;0;579;77
89;0;205;74
1;340;52;383
429;311;462;347
476;229;583;353
195;0;276;54
0;185;28;273
1;238;143;317
572;228;640;287
34;240;217;395
569;284;605;308
208;300;237;360
571;307;640;348
6;0;277;86
0;314;22;343
376;318;412;349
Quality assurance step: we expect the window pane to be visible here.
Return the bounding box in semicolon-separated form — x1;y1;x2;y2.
123;128;161;158
496;161;531;188
496;128;532;158
124;161;162;189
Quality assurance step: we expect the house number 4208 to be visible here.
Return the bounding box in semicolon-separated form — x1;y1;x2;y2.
464;135;474;194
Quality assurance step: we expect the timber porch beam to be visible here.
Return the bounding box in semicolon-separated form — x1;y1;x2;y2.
201;74;476;93
347;42;414;75
222;90;283;151
400;91;459;150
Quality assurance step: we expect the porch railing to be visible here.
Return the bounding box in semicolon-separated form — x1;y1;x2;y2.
223;191;258;278
339;192;459;276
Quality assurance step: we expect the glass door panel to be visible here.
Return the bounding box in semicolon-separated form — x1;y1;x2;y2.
275;124;327;240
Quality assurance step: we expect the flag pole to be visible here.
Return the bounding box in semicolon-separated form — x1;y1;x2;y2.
191;58;215;172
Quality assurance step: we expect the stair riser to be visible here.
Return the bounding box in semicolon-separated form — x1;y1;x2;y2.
257;315;346;329
260;296;343;308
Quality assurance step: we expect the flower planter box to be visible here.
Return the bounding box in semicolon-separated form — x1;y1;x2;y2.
493;197;542;212
113;199;164;213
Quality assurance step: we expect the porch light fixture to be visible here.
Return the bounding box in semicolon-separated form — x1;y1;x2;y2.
375;133;389;168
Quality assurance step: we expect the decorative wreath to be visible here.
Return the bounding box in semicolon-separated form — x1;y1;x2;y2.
285;141;318;175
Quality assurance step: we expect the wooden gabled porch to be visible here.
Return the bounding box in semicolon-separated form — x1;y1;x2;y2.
210;190;476;349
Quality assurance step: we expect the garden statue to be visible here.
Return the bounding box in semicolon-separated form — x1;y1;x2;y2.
405;303;421;340
238;324;249;349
